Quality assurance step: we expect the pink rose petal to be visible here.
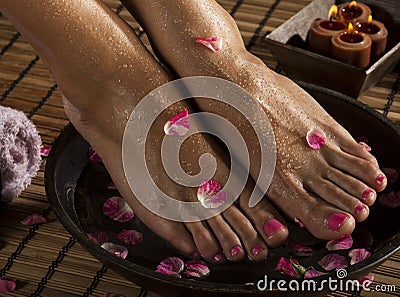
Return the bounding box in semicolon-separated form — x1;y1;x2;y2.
304;269;327;279
195;37;223;52
289;240;313;257
326;234;353;251
103;196;134;222
107;182;117;190
101;242;128;259
318;254;348;271
358;274;374;286
184;260;210;278
306;128;327;150
103;293;112;297
349;248;371;265
155;267;181;278
0;278;16;294
164;109;190;136
40;146;52;157
88;147;102;163
21;214;47;225
116;229;143;246
197;180;227;209
381;168;399;185
379;191;400;208
87;231;109;245
274;257;302;278
156;257;184;278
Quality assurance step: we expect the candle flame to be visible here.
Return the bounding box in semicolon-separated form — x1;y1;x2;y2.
328;5;338;19
349;1;357;8
368;15;373;24
348;22;354;33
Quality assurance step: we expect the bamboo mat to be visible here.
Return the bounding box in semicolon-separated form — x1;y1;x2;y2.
0;0;399;296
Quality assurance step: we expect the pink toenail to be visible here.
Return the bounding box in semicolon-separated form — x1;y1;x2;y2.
252;245;265;257
326;213;348;231
213;253;225;262
192;251;200;259
358;142;371;152
362;189;374;201
355;205;366;215
306;128;327;150
230;245;243;257
376;174;385;185
263;219;285;237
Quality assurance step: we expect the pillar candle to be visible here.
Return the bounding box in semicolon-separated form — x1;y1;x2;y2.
309;20;347;56
356;16;388;61
337;1;371;24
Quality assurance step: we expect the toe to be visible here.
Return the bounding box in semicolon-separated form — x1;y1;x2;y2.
185;221;224;263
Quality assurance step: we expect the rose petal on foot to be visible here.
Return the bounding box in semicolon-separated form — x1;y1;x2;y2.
197;180;227;208
202;191;227;209
21;214;47;225
88;147;102;163
358;274;374;286
107;182;117;190
306;128;327;150
274;257;302;278
381;168;399;185
349;248;371;265
40;146;52;157
164;109;190;136
195;37;222;52
326;234;353;251
0;278;16;294
87;231;109;245
304;269;327;279
157;257;185;277
101;242;128;259
103;196;134;222
289;240;313;257
318;254;348;271
379;191;400;208
116;229;143;246
184;260;210;278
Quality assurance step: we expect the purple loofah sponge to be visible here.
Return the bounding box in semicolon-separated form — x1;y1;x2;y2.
0;106;41;202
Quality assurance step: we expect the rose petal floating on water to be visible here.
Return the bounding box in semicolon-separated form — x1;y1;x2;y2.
195;37;222;52
40;146;52;157
274;257;302;278
0;278;16;294
184;260;210;278
294;217;305;228
306;128;327;150
304;269;327;279
88;147;102;163
101;242;128;259
87;231;109;245
116;229;143;246
21;213;47;225
107;182;117;190
358;274;374;286
103;196;134;222
318;254;348;271
381;168;399;185
289;240;313;257
164;109;190;136
379;191;400;208
326;234;353;251
197;180;227;209
349;248;371;265
156;257;185;278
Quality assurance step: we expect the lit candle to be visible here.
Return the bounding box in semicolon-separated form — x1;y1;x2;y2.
331;23;372;68
356;15;388;61
337;1;371;24
309;5;347;56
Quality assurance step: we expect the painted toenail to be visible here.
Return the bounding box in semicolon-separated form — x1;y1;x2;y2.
263;219;285;237
213;253;225;262
252;245;265;257
362;189;374;201
355;205;366;215
230;245;243;257
376;174;385;185
358;141;371;151
326;213;348;231
306;128;327;150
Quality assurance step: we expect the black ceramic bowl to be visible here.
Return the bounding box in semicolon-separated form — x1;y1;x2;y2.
45;82;400;297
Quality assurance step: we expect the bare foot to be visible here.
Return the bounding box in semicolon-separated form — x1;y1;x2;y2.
122;0;387;240
0;0;289;261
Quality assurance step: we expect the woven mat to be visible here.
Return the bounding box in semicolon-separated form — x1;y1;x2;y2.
0;0;399;296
